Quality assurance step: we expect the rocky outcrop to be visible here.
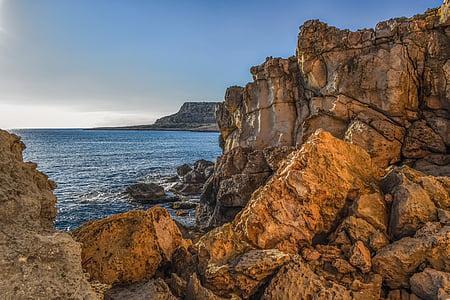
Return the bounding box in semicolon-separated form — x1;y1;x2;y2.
192;129;450;299
92;101;220;131
200;1;450;228
0;130;98;299
73;206;190;285
154;102;219;129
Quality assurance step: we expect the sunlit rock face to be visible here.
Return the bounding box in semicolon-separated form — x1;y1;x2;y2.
199;3;450;227
0;130;98;299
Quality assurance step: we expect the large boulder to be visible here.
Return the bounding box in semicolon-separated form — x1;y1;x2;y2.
73;206;189;285
196;130;382;271
0;130;97;299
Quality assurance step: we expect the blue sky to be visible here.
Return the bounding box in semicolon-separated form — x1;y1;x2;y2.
0;0;442;128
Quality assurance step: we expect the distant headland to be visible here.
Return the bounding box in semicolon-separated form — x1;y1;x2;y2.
90;101;220;132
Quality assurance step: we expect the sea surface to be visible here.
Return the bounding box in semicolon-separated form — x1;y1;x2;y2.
11;129;222;230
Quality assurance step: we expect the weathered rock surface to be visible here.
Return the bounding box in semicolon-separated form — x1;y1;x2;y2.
73;206;189;285
410;268;450;300
105;278;177;300
381;166;449;239
200;0;450;228
197;131;382;267
372;222;450;289
0;130;97;299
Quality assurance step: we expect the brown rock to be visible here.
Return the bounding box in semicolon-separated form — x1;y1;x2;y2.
262;260;352;299
73;206;188;284
349;241;372;273
372;223;450;289
381;166;448;239
197;131;382;266
104;278;177;300
0;130;97;299
204;249;290;298
186;273;230;300
410;268;450;300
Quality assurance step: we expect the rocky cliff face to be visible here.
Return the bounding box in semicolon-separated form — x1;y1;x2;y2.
0;130;98;299
154;101;220;130
200;2;450;227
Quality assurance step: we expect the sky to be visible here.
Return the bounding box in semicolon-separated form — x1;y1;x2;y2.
0;0;442;128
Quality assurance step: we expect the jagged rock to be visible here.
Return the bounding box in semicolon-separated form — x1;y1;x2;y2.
197;146;295;227
126;182;165;201
177;163;192;176
381;166;448;239
372;223;450;289
183;170;206;184
73;206;189;285
203;249;290;298
386;289;422;300
197;131;382;267
194;159;214;173
171;201;198;210
351;193;388;232
171;182;204;195
205;0;450;229
349;241;372;273
0;130;97;299
438;208;450;225
410;268;450;300
167;273;188;298
104;278;177;300
262;260;353;300
186;273;231;300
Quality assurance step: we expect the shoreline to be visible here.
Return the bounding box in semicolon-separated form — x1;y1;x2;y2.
85;127;219;132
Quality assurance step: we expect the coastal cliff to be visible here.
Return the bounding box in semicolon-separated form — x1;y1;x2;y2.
94;101;220;131
200;2;450;227
1;2;449;299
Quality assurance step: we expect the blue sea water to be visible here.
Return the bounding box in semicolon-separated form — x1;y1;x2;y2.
11;129;222;230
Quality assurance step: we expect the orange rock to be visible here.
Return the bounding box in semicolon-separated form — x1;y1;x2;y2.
73;206;189;284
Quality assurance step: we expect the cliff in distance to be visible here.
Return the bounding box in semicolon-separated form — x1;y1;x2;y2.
93;101;220;131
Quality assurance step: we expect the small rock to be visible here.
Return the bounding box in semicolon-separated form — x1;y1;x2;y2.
126;182;165;201
438;209;450;225
349;241;372;273
332;258;356;274
410;268;450;300
176;210;189;216
183;170;206;184
177;164;192;177
194;159;214;173
171;201;198;210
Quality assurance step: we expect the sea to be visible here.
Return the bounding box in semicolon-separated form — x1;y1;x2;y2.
11;129;222;230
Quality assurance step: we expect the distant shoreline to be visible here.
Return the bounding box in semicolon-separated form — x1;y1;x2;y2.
86;125;219;132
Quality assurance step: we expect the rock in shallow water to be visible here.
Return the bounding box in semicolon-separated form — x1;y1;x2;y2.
126;182;165;201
